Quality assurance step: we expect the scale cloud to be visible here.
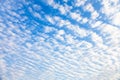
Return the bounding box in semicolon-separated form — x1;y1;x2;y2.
0;0;120;80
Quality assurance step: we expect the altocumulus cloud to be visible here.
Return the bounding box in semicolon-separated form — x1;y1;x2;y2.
0;0;120;80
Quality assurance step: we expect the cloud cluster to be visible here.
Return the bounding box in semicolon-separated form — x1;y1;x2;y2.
0;0;120;80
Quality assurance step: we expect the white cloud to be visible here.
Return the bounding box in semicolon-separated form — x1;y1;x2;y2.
65;34;75;44
110;73;120;80
69;12;82;21
83;3;99;20
46;0;71;15
0;59;8;79
111;12;120;26
100;0;120;17
45;15;55;24
32;4;41;11
91;32;103;45
90;21;102;28
91;11;99;20
54;30;65;41
47;0;54;6
79;41;93;49
68;25;89;38
58;19;66;27
58;30;65;35
44;26;57;33
1;0;120;80
59;5;66;15
81;17;88;23
84;3;94;12
33;12;42;19
58;5;71;15
75;0;86;7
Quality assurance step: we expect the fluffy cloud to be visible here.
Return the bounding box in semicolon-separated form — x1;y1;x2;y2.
110;12;120;26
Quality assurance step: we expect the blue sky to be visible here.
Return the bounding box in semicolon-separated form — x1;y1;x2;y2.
0;0;120;80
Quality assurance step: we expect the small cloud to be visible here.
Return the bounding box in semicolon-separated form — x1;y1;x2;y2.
111;12;120;26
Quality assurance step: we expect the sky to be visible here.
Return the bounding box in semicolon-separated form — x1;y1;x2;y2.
0;0;120;80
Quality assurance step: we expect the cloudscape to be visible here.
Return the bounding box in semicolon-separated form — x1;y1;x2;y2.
0;0;120;80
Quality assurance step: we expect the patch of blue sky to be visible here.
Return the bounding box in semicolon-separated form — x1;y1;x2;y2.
91;1;102;11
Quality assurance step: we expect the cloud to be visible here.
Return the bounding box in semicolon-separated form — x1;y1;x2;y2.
0;0;120;80
69;12;82;21
84;3;94;12
75;0;86;7
90;20;102;28
44;26;57;33
91;32;103;44
110;12;120;26
91;11;99;20
100;0;120;17
46;0;71;15
45;15;55;24
59;5;66;15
